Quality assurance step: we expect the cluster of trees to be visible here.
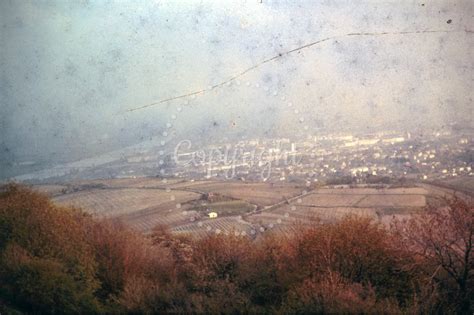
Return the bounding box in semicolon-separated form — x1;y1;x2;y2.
0;184;472;314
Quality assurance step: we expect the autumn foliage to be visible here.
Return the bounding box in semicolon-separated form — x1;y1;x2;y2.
0;184;472;314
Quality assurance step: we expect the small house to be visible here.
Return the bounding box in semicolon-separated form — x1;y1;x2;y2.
208;212;218;219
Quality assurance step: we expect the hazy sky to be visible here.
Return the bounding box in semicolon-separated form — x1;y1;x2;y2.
1;0;472;170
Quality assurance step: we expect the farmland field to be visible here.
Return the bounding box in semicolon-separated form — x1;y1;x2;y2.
33;178;434;236
428;177;474;197
172;216;255;238
179;181;304;206
243;187;427;231
33;184;68;196
192;200;256;216
53;188;200;218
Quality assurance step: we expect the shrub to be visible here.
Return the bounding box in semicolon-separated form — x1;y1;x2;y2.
0;184;100;313
0;184;472;314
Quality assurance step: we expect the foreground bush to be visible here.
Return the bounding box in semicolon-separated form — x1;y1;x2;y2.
0;184;101;314
0;184;472;314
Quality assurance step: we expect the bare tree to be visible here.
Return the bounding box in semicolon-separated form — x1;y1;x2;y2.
393;197;473;313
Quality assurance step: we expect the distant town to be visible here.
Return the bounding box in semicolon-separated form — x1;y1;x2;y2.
11;127;472;185
169;129;472;184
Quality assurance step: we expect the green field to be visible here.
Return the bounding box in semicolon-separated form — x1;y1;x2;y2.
193;200;256;216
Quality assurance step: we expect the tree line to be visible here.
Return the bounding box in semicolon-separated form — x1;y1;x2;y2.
0;184;472;314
